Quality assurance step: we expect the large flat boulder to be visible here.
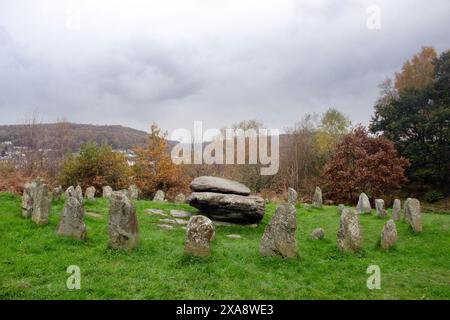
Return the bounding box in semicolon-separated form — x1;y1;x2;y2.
188;192;264;224
190;176;251;196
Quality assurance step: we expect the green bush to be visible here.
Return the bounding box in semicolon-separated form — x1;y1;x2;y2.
424;190;444;203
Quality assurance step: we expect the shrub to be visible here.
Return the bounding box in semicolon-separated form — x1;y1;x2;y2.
424;190;445;203
58;143;132;193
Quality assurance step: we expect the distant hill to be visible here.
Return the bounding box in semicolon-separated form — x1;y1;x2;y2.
0;123;149;151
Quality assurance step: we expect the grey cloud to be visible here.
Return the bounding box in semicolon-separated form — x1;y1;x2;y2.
0;0;449;132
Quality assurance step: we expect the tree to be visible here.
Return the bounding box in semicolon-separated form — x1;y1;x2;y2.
370;49;450;191
133;124;188;199
314;108;351;157
59;142;132;192
394;46;437;93
324;126;409;203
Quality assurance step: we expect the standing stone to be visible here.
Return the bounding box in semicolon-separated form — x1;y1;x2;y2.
184;215;215;257
312;187;323;208
404;198;422;233
392;199;401;221
310;228;325;240
337;209;362;253
57;195;87;240
108;192;139;250
75;186;83;203
128;185;139;200
31;181;52;226
174;193;186;204
375;199;387;218
287;188;297;205
65;186;74;199
356;192;371;214
153;190;165;202
260;202;297;258
85;186;96;201
52;186;63;200
337;204;345;216
21;181;36;218
103;186;113;199
380;219;397;250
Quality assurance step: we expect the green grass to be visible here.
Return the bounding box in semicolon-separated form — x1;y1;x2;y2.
0;192;449;300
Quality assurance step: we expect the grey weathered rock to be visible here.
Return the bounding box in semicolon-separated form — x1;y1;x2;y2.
31;180;52;226
312;187;323;208
303;203;312;210
190;176;251;196
259;203;297;258
75;186;83;203
375;199;387;218
380;219;397;250
153;190;165;202
65;186;74;199
404;198;422;233
144;208;166;216
184;215;215;257
57;195;87;240
311;228;325;240
170;210;192;218
188;192;265;224
392;199;401;221
108;192;139;250
103;186;113;199
337;204;345;216
52;186;63;200
288;188;297;205
337;209;362;253
85;186;96;201
356;192;371;214
21;181;36;218
159;224;174;230
174;193;186;204
128;185;139;200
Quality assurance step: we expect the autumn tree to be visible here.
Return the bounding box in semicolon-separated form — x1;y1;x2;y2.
371;49;450;191
324;126;409;203
314;108;351;158
59;142;132;192
133;124;188;199
394;46;437;93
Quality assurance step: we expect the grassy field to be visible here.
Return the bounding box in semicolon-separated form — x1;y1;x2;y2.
0;192;449;300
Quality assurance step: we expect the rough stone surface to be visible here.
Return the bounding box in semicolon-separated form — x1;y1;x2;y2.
144;209;166;216
375;199;387;218
85;186;96;201
159;224;174;230
31;180;52;226
310;228;325;240
128;185;139;200
337;204;345;216
174;193;186;204
108;192;139;250
312;187;323;208
404;198;422;233
226;234;241;239
337;209;362;253
287;188;297;205
103;186;113;199
57;195;87;240
188;192;265;224
75;186;83;203
52;186;63;200
21;181;36;218
259;203;297;258
380;219;397;250
356;193;372;214
184;215;215;257
303;203;312;210
153;190;165;202
190;176;251;196
392;199;401;221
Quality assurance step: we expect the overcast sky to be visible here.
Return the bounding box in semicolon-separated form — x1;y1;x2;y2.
0;0;449;134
